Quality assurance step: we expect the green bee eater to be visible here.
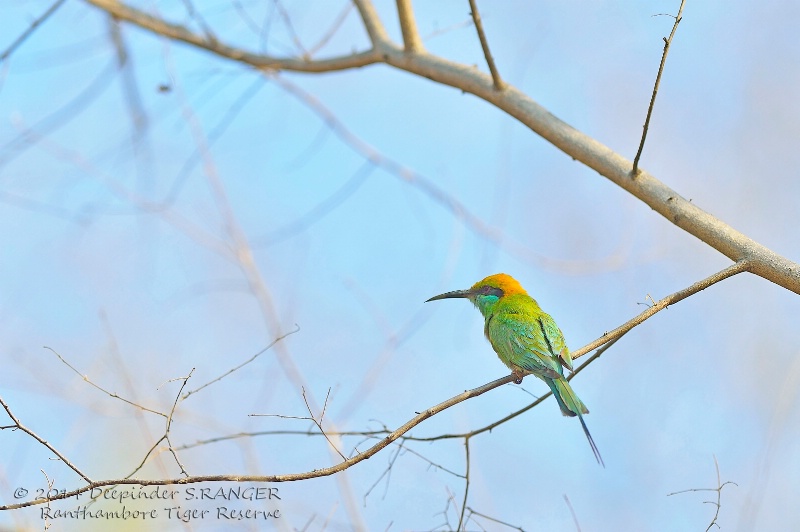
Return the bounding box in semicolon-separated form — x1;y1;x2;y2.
426;273;603;466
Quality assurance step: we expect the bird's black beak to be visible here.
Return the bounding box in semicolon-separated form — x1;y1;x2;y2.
425;289;473;302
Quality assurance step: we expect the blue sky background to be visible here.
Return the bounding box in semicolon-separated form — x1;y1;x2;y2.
2;1;800;530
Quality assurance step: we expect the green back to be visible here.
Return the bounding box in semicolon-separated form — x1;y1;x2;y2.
481;294;572;377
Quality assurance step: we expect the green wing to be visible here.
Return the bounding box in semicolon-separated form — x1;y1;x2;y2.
537;311;574;371
486;305;572;378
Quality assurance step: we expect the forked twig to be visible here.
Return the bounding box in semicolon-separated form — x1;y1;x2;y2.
668;455;737;531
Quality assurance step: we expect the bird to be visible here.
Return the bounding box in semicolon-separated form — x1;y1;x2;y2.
426;273;603;466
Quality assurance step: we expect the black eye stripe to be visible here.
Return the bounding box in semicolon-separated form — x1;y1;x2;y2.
481;286;504;297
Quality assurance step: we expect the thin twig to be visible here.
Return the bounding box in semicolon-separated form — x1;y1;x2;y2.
45;346;167;417
437;487;460;531
165;369;194;476
182;325;300;399
632;0;687;174
174;428;465;478
273;0;309;58
0;0;68;62
363;439;404;504
465;506;526;531
0;396;92;483
667;455;737;531
252;387;347;461
468;0;504;90
302;388;347;461
84;369;196;508
457;436;471;531
99;312;171;479
40;469;55;527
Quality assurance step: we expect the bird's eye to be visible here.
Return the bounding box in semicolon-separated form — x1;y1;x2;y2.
480;286;503;297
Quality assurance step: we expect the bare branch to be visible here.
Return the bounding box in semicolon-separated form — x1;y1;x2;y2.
0;0;68;62
84;0;382;72
465;507;526;531
164;369;194;476
457;437;471;531
352;0;391;46
667;455;737;531
0;396;92;483
363;440;403;503
82;0;800;294
396;0;423;52
182;325;300;399
272;0;310;57
1;373;517;510
301;388;347;461
468;0;504;90
633;0;687;174
86;369;196;506
45;346;167;418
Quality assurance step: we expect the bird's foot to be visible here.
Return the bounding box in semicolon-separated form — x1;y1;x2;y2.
512;370;525;384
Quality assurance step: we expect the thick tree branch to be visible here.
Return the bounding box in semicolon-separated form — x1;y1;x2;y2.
85;0;382;72
81;0;800;295
379;50;800;293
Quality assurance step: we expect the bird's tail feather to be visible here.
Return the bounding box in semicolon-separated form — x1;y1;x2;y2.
548;377;604;467
577;412;605;467
548;377;588;417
